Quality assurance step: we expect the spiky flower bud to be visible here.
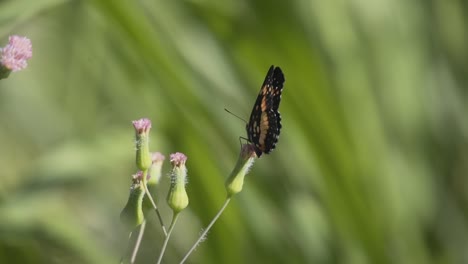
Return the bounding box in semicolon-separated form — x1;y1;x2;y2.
120;172;146;231
225;144;257;196
167;152;189;213
132;118;152;171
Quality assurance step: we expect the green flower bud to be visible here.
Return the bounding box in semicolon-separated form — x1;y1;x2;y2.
120;172;146;231
143;153;165;212
225;144;257;196
132;118;152;171
167;152;189;213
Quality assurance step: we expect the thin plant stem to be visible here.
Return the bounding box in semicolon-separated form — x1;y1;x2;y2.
119;231;134;264
179;197;232;264
142;170;168;236
130;220;147;264
156;212;180;264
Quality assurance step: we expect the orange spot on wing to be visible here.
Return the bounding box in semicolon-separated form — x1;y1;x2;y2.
258;112;269;145
261;94;267;111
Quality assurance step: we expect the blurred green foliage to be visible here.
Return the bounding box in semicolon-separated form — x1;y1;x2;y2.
0;0;467;263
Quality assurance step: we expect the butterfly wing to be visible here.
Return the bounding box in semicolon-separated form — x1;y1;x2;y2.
246;65;285;157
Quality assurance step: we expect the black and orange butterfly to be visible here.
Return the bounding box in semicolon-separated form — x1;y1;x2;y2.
246;65;285;157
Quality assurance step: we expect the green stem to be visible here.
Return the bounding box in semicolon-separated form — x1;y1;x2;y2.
130;220;147;264
156;212;180;264
179;197;232;264
119;231;133;264
142;170;168;236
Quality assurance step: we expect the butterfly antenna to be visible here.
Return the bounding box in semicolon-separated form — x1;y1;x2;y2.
224;108;247;124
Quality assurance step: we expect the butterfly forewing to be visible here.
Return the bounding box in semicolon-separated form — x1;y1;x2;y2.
246;65;285;157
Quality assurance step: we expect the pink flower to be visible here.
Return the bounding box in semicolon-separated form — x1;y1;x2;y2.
148;152;165;184
132;171;144;182
152;152;165;163
1;35;32;72
132;118;152;134
170;152;187;167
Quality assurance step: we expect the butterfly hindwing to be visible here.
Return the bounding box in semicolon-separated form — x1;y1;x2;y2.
246;65;285;157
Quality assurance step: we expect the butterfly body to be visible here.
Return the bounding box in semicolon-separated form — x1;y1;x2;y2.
246;66;285;157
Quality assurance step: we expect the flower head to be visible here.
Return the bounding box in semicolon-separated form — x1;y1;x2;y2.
152;152;166;163
243;144;258;159
170;152;187;167
132;171;144;182
167;152;189;213
225;144;257;196
148;152;165;185
0;35;32;72
143;153;165;212
132;118;152;135
120;172;146;231
132;118;152;171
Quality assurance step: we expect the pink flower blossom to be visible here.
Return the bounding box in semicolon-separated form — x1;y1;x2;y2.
132;171;144;182
1;35;32;72
170;152;187;167
152;152;165;163
132;118;152;134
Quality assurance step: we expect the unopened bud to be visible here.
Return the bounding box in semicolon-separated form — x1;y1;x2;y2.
120;172;146;231
132;118;152;171
225;144;257;196
167;152;189;213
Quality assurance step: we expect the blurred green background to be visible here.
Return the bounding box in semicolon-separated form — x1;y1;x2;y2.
1;0;468;263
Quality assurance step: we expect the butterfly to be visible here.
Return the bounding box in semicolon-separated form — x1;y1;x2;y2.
246;65;285;157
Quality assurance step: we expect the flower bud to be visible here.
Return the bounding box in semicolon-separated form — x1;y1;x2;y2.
225;144;257;196
132;118;152;171
167;152;189;213
148;152;165;186
0;35;32;79
143;153;165;212
120;172;146;231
